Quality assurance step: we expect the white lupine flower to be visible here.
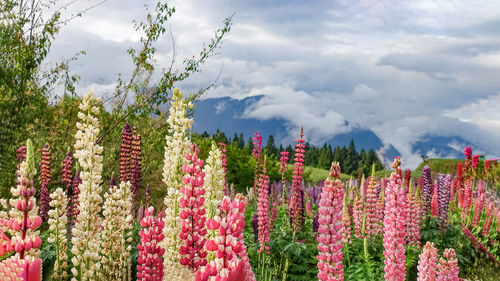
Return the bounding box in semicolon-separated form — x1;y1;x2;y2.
48;188;69;280
100;181;133;281
161;89;195;281
70;90;104;281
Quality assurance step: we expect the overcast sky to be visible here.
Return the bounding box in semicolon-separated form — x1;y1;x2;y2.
47;0;500;168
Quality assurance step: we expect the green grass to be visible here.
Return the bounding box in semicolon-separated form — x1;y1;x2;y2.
374;158;465;180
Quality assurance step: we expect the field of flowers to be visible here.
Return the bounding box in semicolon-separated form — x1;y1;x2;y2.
0;89;499;281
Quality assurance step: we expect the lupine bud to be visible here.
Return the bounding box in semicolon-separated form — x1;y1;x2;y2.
437;248;459;281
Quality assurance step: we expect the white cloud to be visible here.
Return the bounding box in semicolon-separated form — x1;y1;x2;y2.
46;0;500;168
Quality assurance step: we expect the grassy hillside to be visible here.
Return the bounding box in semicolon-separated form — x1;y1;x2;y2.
373;158;465;180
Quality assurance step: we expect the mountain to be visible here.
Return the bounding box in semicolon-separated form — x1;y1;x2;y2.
192;96;478;165
193;96;400;157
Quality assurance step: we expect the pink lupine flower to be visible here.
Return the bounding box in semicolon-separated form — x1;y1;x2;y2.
0;255;41;281
316;162;344;281
472;155;479;171
464;146;472;159
257;159;270;253
61;150;73;219
408;187;422;247
179;144;208;271
417;241;438;281
437;248;459;281
137;207;165;281
0;140;44;261
342;190;352;244
196;196;250;281
305;200;312;217
352;188;364;239
472;181;485;227
431;184;438;217
120;122;132;183
383;157;407;281
40;143;51;222
482;197;494;237
365;166;379;238
289;127;305;233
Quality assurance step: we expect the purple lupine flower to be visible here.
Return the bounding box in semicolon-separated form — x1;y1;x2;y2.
252;213;259;242
422;166;433;215
313;211;319;233
437;174;452;232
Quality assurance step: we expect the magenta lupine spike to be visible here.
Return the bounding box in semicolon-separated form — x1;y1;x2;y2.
289;127;305;233
137;207;165;281
16;145;27;163
257;159;270;253
422;166;432;215
131;127;142;205
437;174;452;232
383;157;407;281
316;162;344;281
352;188;364;239
40;143;51;222
269;200;279;232
404;169;411;192
196;196;250;281
120;122;132;183
61;150;73;220
365;166;378;238
179;144;208;271
472;155;479;171
437;248;459;281
417;242;438;281
72;169;82;221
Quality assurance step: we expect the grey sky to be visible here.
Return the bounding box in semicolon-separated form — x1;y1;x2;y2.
47;0;500;168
